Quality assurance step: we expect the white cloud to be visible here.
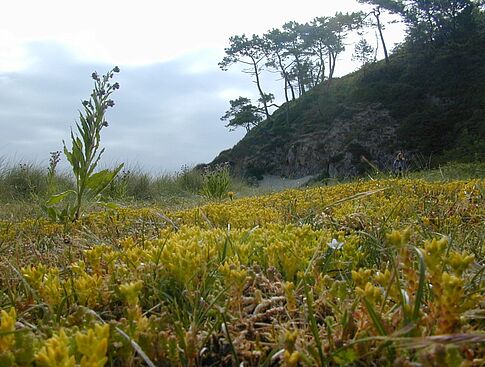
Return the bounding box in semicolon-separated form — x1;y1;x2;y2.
217;88;255;101
0;32;31;72
0;0;387;69
0;0;405;171
0;42;248;172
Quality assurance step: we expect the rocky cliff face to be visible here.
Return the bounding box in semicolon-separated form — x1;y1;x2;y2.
213;103;401;179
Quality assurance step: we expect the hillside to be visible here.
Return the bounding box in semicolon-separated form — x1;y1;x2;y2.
212;14;485;179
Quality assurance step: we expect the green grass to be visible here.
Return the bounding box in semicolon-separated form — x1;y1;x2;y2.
0;161;265;219
407;161;485;181
0;160;72;203
1;159;483;221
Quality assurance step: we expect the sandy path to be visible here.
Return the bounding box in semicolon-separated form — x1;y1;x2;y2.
258;175;314;190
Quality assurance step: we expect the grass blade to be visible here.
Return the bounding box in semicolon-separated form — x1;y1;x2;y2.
81;306;156;367
412;246;426;322
303;281;326;366
220;310;240;366
363;297;387;336
115;326;157;367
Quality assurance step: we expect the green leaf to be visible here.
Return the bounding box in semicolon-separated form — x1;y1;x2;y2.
86;164;123;196
332;348;358;365
304;281;326;366
86;170;114;194
63;144;73;166
88;148;105;176
412;247;426;322
46;190;76;206
363;297;387;336
45;206;58;221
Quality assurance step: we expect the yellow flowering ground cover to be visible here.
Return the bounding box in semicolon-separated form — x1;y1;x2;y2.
0;178;483;366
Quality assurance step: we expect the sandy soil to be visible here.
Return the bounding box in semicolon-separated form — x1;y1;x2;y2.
258;175;315;190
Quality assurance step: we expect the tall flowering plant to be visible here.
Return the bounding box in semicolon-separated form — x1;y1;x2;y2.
45;67;123;222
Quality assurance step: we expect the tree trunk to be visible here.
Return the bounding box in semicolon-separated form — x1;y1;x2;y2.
251;55;270;120
275;52;296;100
328;48;337;80
331;53;337;78
294;53;305;95
284;77;290;124
318;49;326;83
289;80;296;100
374;8;389;64
277;52;291;107
276;53;290;124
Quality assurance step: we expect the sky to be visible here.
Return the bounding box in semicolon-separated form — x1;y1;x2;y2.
0;0;405;173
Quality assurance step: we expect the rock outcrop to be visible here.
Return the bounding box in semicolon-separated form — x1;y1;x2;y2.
213;103;401;179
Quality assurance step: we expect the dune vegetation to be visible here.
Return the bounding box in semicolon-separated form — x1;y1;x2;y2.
0;175;484;366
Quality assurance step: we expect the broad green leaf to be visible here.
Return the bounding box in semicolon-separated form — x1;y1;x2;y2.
45;206;58;221
46;190;76;206
86;164;123;196
86;169;114;194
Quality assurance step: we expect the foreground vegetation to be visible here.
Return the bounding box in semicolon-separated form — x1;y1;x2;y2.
0;174;484;366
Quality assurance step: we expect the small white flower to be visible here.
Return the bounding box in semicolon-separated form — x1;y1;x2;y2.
328;238;344;250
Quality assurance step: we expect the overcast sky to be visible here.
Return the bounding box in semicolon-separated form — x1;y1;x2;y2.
0;0;405;173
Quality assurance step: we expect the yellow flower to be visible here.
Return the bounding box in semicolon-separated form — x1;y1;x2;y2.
74;272;105;308
75;324;110;367
39;269;63;307
352;268;373;288
386;228;411;247
283;350;300;367
119;280;144;306
447;252;474;276
35;329;75;367
283;282;297;311
0;308;16;353
356;282;382;304
22;264;48;290
424;237;449;272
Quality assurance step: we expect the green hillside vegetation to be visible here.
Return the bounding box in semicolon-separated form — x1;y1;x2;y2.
214;1;485;178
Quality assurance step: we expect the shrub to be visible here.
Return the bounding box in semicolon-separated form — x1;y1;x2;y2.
201;163;231;200
176;165;204;194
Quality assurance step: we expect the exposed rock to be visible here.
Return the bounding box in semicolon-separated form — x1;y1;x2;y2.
213;103;402;179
